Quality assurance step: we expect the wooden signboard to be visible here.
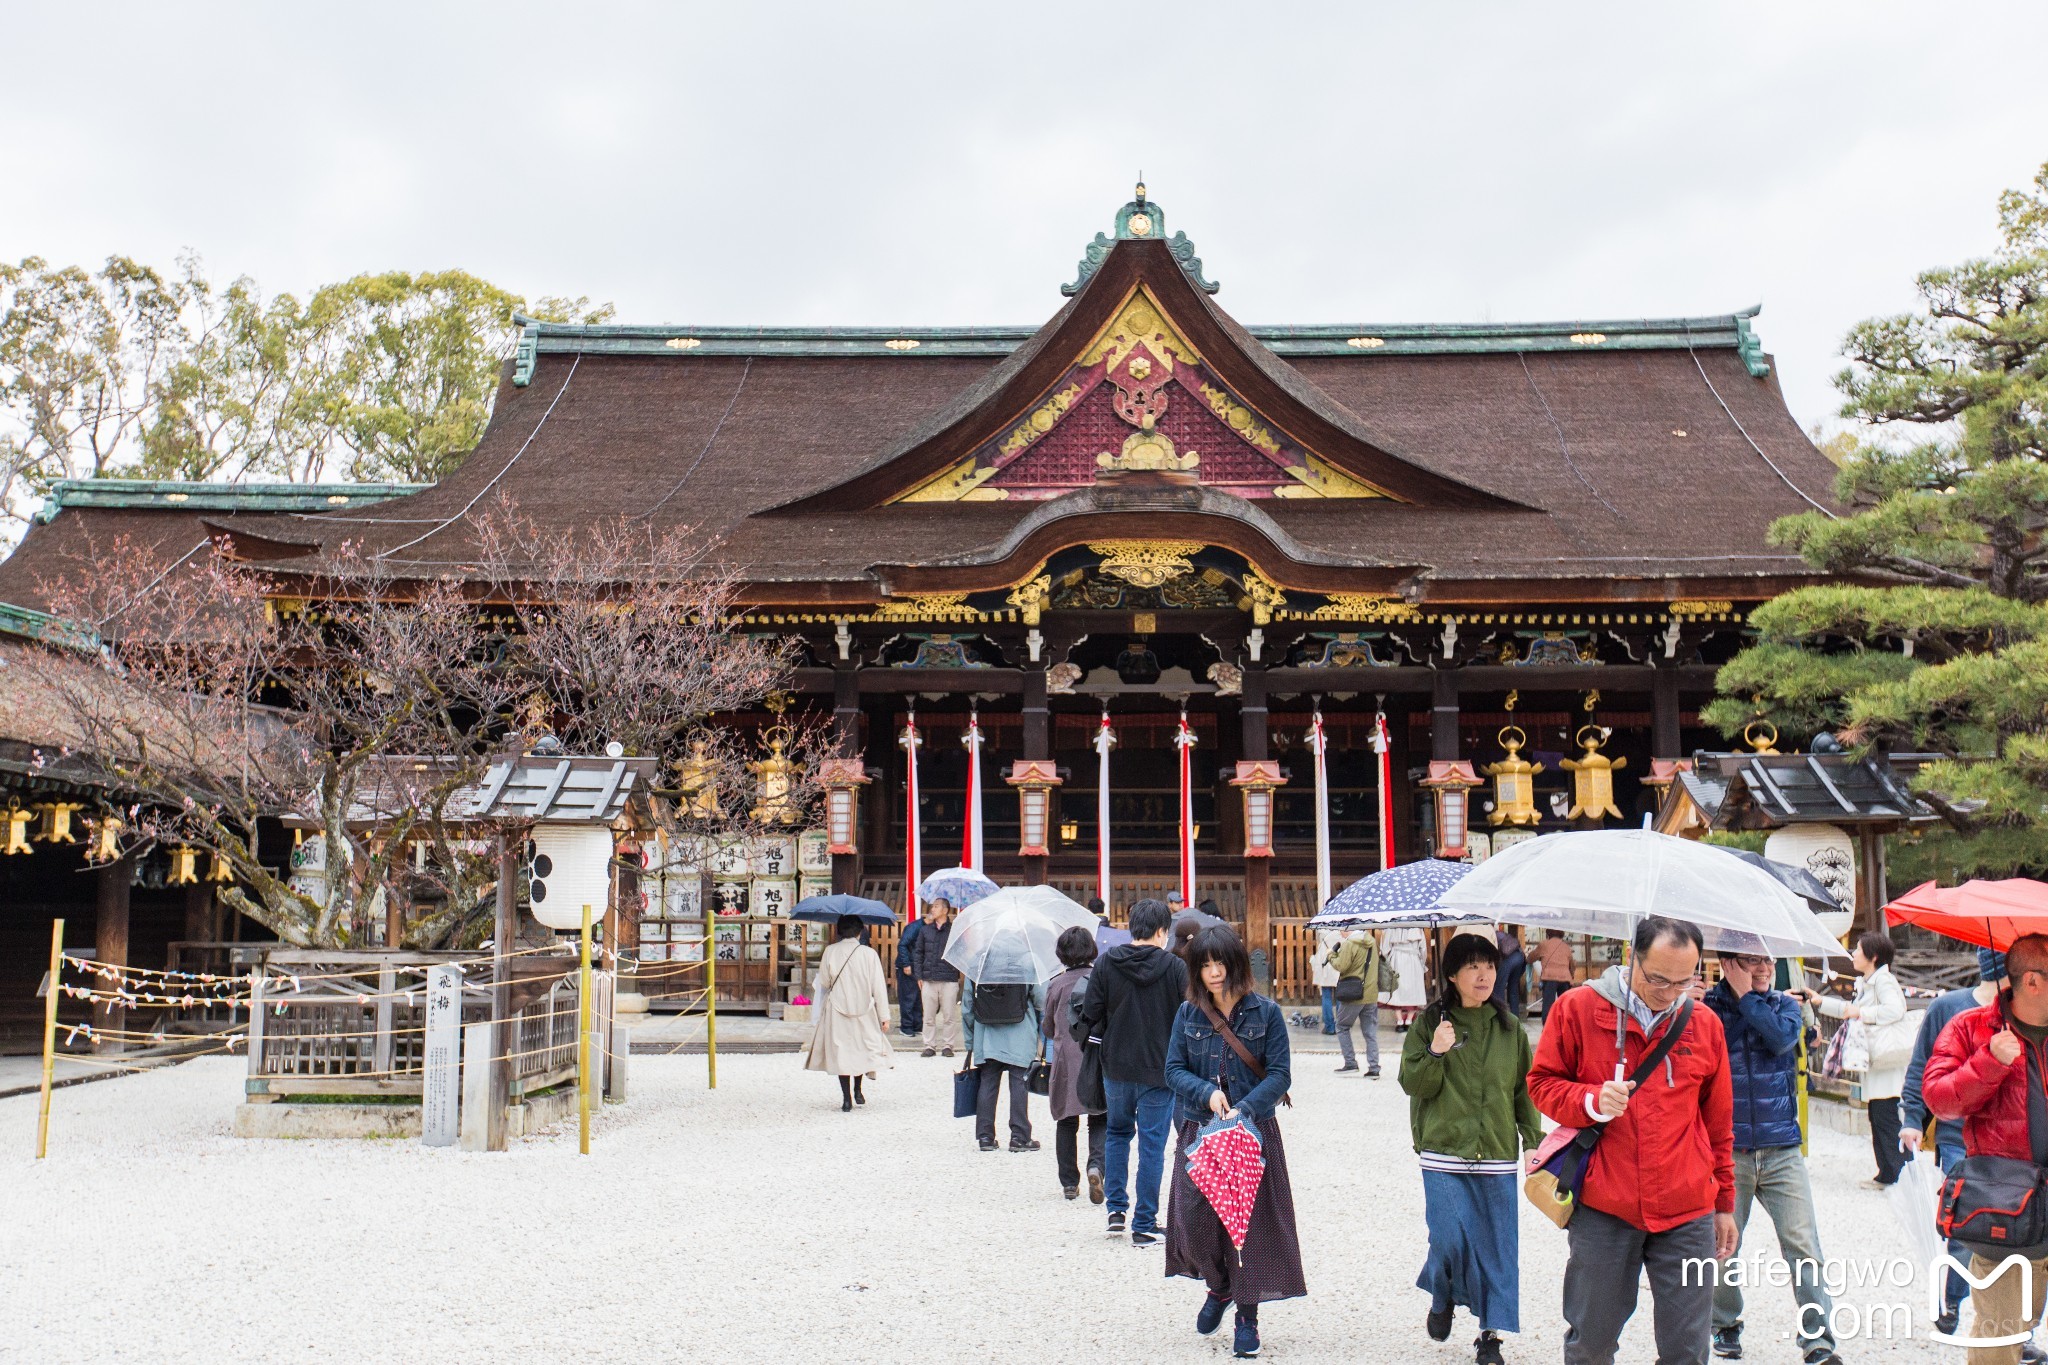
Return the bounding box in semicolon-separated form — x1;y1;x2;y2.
422;963;463;1148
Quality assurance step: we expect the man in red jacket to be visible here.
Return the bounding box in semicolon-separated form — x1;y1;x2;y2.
1924;932;2048;1365
1530;916;1738;1365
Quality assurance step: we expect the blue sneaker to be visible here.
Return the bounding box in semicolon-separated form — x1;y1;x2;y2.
1196;1295;1228;1336
1233;1311;1260;1358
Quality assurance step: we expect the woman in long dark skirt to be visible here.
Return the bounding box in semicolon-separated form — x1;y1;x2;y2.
1163;925;1304;1359
1396;931;1542;1365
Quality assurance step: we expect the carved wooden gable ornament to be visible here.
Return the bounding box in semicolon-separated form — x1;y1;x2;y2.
897;285;1385;503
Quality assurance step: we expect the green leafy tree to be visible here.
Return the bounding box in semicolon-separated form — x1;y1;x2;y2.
1707;159;2048;876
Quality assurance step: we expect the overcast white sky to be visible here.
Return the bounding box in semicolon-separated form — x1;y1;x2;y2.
4;2;2045;436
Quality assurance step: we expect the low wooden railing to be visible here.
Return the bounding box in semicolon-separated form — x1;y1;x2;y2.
244;949;602;1102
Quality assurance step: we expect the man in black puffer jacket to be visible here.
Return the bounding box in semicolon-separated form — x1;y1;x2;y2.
1075;898;1187;1246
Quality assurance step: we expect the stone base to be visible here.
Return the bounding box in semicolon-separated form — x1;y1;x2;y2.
783;1004;812;1025
615;992;650;1015
1805;1095;1871;1137
234;1086;586;1141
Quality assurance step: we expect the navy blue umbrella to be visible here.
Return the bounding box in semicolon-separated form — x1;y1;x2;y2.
1310;859;1490;929
790;893;899;925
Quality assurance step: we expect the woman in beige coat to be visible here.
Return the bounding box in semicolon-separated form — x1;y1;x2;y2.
805;915;893;1111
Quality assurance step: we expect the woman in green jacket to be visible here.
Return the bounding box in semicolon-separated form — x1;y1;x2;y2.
1397;931;1543;1365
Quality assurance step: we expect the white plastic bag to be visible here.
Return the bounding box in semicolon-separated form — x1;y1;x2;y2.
1887;1152;1945;1276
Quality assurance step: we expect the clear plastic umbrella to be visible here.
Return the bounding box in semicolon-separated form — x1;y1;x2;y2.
942;884;1099;984
1438;829;1845;959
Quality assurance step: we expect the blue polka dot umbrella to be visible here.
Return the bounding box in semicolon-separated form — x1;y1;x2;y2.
1308;859;1493;931
916;865;999;910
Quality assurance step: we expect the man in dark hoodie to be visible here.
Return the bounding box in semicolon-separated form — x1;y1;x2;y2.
1076;897;1187;1246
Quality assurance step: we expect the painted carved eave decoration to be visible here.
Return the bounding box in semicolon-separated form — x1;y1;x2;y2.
776;202;1522;516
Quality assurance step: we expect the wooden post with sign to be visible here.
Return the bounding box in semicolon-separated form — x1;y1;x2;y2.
421;963;462;1147
578;902;593;1156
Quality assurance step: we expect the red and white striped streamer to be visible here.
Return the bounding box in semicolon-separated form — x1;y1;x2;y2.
960;708;984;874
1372;710;1396;871
1094;709;1117;904
901;711;923;920
1174;709;1198;904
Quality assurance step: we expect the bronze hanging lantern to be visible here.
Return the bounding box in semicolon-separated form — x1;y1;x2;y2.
749;728;801;826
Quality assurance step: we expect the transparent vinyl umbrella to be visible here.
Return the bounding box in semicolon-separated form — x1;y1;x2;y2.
942;884;1099;985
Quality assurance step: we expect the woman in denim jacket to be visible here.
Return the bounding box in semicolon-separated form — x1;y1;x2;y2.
1163;925;1306;1359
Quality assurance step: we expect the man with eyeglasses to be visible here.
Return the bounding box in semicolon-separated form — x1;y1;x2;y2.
1530;915;1738;1365
1702;952;1844;1364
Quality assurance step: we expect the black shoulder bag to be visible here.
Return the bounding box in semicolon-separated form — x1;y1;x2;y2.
1937;1007;2048;1257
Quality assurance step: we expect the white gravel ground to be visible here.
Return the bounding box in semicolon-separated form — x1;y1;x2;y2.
0;1048;1970;1363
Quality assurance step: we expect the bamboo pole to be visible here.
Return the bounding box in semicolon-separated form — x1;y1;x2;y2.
36;918;64;1159
578;903;593;1156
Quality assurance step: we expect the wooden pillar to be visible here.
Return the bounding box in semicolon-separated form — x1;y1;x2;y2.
833;667;861;759
488;835;515;1152
182;883;214;943
1245;859;1272;994
1430;668;1461;761
1652;667;1683;760
1240;666;1269;761
862;701;893;890
93;855;133;1053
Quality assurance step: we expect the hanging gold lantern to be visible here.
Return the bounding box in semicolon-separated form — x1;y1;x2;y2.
674;734;723;820
1562;725;1628;821
167;845;200;885
33;802;83;844
91;814;124;862
206;851;235;883
0;802;31;855
749;727;801;825
1483;726;1543;827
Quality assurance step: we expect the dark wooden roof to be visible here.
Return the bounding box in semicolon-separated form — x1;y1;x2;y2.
0;224;1841;610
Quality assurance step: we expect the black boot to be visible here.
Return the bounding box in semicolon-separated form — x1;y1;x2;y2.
853;1076;865;1106
838;1076;853;1112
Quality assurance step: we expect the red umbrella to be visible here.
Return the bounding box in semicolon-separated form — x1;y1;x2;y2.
1185;1115;1266;1250
1884;879;2048;950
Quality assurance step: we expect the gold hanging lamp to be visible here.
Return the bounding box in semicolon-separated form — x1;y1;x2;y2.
1484;726;1543;827
1562;725;1628;821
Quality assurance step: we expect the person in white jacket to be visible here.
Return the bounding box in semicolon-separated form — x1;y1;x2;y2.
1798;930;1916;1188
1310;930;1341;1034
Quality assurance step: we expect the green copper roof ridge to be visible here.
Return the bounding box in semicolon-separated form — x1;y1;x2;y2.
38;479;430;522
0;599;99;651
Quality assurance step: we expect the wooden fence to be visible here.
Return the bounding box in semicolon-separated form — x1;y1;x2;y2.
245;949;598;1102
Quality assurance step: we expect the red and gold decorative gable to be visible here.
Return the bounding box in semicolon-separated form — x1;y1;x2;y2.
894;287;1384;502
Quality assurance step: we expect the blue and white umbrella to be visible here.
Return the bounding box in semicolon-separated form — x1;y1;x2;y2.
1309;859;1492;930
917;865;999;909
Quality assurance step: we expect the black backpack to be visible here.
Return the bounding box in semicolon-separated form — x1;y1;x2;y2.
973;982;1030;1027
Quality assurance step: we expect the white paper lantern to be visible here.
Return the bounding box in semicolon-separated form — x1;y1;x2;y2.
526;825;614;930
1764;823;1857;940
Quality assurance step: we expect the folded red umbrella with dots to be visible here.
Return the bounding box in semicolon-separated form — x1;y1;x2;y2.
1185;1113;1266;1251
1884;878;2048;950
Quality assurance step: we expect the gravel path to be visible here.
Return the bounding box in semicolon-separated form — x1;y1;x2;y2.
0;1050;1963;1363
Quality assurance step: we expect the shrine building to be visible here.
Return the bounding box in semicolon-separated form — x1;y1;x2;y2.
0;186;1842;996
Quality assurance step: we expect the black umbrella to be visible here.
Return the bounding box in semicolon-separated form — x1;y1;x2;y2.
1711;848;1844;916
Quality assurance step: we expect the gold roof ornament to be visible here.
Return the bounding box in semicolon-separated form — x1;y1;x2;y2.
1561;725;1628;821
1744;720;1781;755
1484;725;1543;827
1006;573;1052;626
1089;540;1205;590
873;592;976;621
1097;428;1198;473
675;734;723;820
1304;593;1421;622
1241;570;1287;626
